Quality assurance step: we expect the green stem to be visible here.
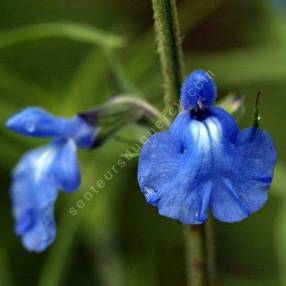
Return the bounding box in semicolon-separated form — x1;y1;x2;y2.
0;248;13;286
151;1;216;285
185;226;205;286
151;0;184;111
185;222;216;286
205;220;216;286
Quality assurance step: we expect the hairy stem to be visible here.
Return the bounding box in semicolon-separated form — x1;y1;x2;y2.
205;220;216;286
185;222;216;286
185;226;205;286
151;0;184;112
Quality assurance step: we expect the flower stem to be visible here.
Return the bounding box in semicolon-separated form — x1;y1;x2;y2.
151;0;184;111
185;222;216;286
151;1;216;285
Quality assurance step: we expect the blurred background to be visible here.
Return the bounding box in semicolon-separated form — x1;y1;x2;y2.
0;0;285;285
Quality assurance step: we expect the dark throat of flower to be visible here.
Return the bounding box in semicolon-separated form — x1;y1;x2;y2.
191;104;211;121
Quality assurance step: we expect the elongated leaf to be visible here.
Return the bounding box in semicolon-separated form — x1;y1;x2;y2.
0;22;125;50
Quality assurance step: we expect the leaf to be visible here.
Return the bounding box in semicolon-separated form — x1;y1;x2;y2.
0;22;125;50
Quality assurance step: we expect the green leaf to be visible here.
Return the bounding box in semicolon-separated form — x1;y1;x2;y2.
0;22;125;50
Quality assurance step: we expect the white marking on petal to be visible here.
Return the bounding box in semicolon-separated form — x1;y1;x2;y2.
34;147;57;181
190;121;210;153
190;117;224;160
206;118;222;146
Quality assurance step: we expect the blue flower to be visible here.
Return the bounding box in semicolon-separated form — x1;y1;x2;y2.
138;70;277;224
7;108;98;252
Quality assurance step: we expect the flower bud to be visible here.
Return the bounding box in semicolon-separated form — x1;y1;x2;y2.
181;70;217;110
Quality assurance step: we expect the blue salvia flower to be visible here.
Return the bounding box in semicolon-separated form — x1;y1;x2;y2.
7;108;98;252
138;70;277;224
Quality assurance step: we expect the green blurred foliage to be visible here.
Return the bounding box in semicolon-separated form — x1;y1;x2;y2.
0;0;285;285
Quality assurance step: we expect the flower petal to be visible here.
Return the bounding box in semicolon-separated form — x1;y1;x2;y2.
63;116;98;148
11;164;58;252
6;108;97;148
13;145;58;206
21;197;57;253
138;106;277;224
138;115;223;224
210;128;277;222
236;128;277;179
10;139;82;252
169;108;239;147
6;107;66;137
138;132;182;205
181;70;217;110
52;139;81;192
